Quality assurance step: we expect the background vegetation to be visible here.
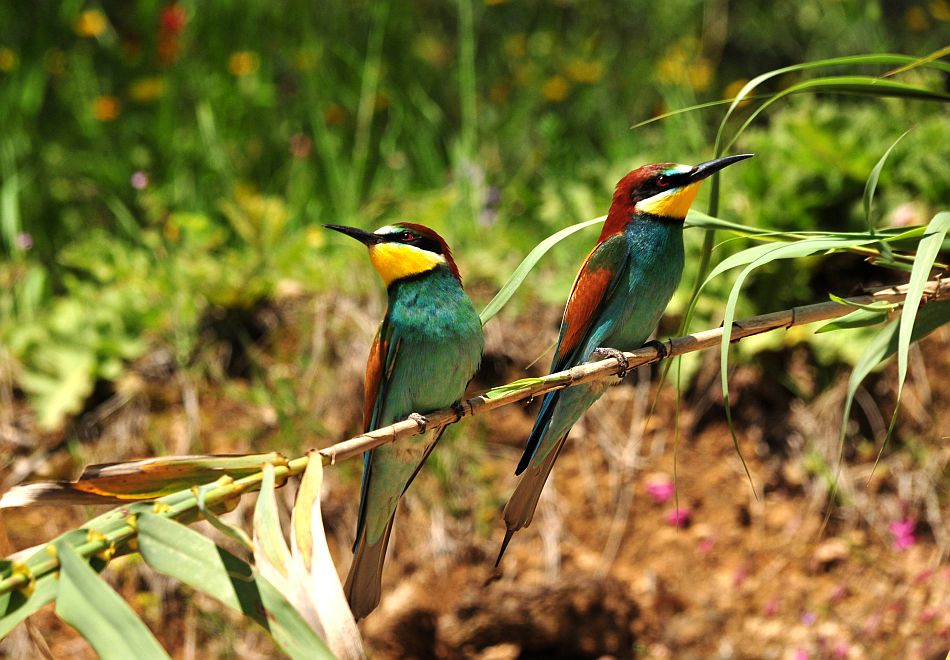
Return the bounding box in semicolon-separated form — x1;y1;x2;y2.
0;1;948;657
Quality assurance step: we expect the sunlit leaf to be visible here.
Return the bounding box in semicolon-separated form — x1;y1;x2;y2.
816;308;889;334
479;216;605;325
253;463;325;642
55;541;169;660
137;513;332;659
483;377;548;400
863;129;912;233
291;454;365;659
887;213;950;439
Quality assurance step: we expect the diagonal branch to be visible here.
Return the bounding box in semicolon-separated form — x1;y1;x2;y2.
0;277;947;598
319;277;950;464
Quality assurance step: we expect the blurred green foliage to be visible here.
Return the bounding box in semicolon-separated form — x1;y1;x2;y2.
0;0;947;428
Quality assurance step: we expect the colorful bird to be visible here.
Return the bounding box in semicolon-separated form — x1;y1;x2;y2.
497;154;753;565
324;222;484;619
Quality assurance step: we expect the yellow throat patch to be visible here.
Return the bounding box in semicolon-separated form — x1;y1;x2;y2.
635;181;701;220
369;242;444;286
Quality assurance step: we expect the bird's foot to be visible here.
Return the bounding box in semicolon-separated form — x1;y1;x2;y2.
641;339;670;361
408;412;428;433
451;401;467;422
593;347;629;379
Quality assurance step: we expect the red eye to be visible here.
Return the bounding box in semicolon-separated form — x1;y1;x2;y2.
656;175;670;188
399;231;415;242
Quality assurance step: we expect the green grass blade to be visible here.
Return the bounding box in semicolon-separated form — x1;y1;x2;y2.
815;308;889;334
723;77;950;154
884;212;950;449
713;53;950;156
837;300;950;462
253;463;293;586
479;216;604;324
863;129;912;234
137;513;333;660
54;541;170;660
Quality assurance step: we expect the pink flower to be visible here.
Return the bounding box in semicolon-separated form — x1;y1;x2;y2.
888;518;916;550
130;171;149;189
794;649;809;660
665;507;690;528
646;478;675;503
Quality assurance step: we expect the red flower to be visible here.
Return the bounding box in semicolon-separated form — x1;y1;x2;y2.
160;5;187;35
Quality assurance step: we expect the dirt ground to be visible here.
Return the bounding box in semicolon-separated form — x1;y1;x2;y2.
1;300;948;659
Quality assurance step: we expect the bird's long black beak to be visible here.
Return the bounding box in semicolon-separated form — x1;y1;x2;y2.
323;224;384;245
689;153;754;183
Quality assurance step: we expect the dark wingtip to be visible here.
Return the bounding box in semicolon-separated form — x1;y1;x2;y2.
514;452;531;476
494;528;516;568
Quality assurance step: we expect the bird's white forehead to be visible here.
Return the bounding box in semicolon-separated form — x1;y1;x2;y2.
374;224;401;235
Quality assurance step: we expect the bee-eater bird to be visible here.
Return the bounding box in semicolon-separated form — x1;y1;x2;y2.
497;154;753;565
324;222;484;619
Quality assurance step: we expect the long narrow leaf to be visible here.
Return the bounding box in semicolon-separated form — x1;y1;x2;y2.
479;216;604;324
54;541;170;660
723;77;949;154
863;130;912;233
291;453;365;659
887;213;950;440
253;463;326;643
137;513;333;660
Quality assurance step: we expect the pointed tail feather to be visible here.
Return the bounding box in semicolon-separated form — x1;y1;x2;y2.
344;513;396;620
497;433;569;567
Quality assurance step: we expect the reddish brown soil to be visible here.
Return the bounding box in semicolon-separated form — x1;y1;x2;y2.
1;302;947;659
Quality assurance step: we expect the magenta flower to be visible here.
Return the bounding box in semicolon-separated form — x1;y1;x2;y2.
646;478;675;503
130;171;149;190
14;232;32;250
793;649;809;660
888;518;916;550
665;507;690;528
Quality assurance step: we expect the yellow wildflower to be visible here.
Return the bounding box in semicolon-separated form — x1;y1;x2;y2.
92;96;121;121
687;58;713;91
564;58;604;84
228;51;259;77
931;0;950;20
904;6;929;29
75;9;108;38
541;75;570;102
129;77;166;103
503;34;527;59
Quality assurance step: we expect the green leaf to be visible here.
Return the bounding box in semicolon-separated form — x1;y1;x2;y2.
827;293;899;312
254;463;326;645
890;212;950;431
291;454;365;659
840;299;950;444
253;463;293;585
54;541;170;660
479;216;604;325
483;377;548;400
137;513;332;659
0;573;58;638
816;308;889;334
863;129;912;233
723;76;950;154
